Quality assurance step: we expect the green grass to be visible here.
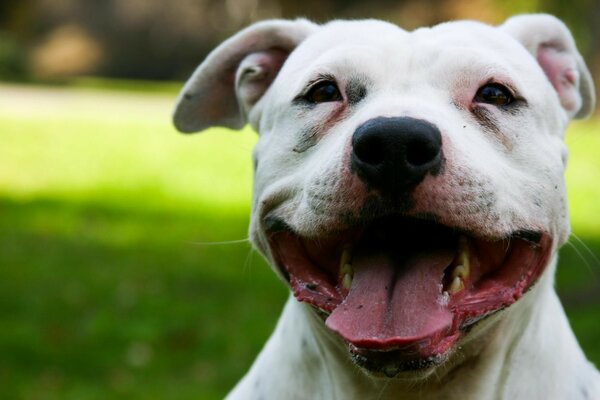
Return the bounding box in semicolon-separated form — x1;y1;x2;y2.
68;77;182;95
0;84;598;399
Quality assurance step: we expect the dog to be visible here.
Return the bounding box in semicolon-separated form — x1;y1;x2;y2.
173;14;599;399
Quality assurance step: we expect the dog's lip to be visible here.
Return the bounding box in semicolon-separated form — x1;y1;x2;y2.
266;216;552;369
347;339;456;377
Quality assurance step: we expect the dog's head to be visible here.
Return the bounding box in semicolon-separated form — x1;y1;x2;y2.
174;15;595;376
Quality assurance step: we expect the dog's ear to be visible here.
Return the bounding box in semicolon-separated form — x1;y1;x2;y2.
173;19;318;133
501;14;595;119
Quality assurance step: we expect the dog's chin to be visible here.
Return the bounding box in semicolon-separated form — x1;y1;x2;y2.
266;215;553;377
344;308;502;379
349;345;449;379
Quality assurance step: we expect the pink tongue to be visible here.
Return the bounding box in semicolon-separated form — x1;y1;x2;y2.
326;248;454;349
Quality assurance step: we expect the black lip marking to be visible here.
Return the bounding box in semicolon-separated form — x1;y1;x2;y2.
350;346;444;376
513;230;542;245
264;215;293;233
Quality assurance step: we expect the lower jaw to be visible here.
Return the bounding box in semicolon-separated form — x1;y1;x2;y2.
348;337;457;377
351;348;446;377
341;280;541;378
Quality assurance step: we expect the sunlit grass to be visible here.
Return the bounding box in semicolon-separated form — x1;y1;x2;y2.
0;85;276;399
565;119;600;236
0;94;256;216
0;84;598;399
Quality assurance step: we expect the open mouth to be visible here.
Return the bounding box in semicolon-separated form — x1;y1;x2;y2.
268;216;552;374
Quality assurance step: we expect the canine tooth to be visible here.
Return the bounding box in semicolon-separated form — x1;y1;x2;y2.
342;272;353;290
339;244;352;271
458;252;470;273
341;263;353;276
456;236;471;277
448;276;464;294
452;264;469;279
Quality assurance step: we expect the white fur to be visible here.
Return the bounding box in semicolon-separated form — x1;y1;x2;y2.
174;14;599;400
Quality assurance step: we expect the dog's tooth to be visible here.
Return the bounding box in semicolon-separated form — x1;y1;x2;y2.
340;254;353;290
448;276;464;294
339;244;352;272
457;235;471;277
342;272;353;290
341;263;353;276
458;253;471;275
452;265;469;280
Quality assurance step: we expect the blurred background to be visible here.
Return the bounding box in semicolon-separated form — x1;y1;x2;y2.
1;0;599;398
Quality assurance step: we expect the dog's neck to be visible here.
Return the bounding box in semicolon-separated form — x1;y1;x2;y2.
233;255;598;400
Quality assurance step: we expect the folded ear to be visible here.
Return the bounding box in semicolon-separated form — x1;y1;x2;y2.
501;14;595;119
173;19;318;133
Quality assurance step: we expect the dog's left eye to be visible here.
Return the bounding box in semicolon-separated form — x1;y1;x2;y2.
474;84;514;106
305;81;342;103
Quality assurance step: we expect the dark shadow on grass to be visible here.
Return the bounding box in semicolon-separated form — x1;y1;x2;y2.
556;238;600;367
0;196;598;398
0;196;287;399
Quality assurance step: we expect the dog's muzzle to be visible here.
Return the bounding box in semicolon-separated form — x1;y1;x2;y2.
264;115;554;375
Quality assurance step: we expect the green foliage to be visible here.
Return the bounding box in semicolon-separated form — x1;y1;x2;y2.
0;88;285;399
0;85;598;398
68;77;182;95
0;33;28;81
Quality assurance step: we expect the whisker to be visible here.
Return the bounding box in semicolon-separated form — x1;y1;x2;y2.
375;380;390;400
242;247;257;276
564;238;598;281
570;233;600;268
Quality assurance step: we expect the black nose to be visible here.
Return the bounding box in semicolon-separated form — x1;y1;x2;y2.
351;117;443;193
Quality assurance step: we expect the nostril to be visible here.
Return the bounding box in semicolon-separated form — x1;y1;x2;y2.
354;135;386;166
405;139;440;167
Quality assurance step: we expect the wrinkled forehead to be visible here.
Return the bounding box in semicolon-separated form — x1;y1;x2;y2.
282;20;537;87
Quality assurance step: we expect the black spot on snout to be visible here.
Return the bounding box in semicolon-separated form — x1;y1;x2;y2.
471;106;501;136
293;125;320;153
264;215;292;233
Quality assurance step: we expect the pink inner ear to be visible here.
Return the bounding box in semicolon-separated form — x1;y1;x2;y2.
537;45;580;113
236;49;289;110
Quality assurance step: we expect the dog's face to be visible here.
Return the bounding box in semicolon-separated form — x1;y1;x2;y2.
174;15;594;376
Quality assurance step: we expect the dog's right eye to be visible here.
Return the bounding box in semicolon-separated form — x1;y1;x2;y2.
305;81;342;103
474;83;515;106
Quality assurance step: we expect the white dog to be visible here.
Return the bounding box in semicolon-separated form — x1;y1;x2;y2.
173;14;599;399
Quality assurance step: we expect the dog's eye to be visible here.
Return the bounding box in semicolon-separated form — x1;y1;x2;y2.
306;81;342;103
474;84;514;106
